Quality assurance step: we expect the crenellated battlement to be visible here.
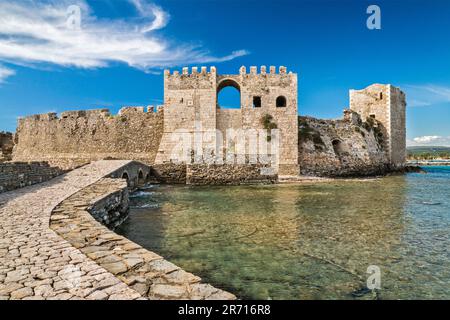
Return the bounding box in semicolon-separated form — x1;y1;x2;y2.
19;106;165;125
164;66;217;78
164;66;292;78
239;65;290;75
118;105;164;115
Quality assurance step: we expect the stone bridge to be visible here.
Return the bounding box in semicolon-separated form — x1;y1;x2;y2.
106;161;151;190
0;160;235;300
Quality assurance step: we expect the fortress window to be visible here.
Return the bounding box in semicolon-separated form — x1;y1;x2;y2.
370;114;376;119
379;92;383;100
276;96;287;108
217;79;241;109
253;96;262;108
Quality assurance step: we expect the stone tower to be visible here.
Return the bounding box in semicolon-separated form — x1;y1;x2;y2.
349;84;406;167
155;66;299;175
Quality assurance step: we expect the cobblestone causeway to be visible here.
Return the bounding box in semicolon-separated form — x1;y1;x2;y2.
0;160;235;300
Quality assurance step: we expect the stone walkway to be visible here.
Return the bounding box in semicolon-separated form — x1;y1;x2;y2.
50;178;235;300
0;161;144;300
0;160;234;300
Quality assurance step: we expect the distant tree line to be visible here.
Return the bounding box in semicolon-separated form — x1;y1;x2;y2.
407;151;450;160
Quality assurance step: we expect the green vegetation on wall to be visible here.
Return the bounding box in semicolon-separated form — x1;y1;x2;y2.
261;114;278;142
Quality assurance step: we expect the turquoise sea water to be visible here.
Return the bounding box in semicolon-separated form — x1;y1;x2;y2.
116;167;450;299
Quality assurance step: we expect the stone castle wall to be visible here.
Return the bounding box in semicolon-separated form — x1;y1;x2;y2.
12;108;164;169
8;68;406;179
186;164;277;185
148;163;277;185
0;162;66;193
156;66;299;175
150;163;187;184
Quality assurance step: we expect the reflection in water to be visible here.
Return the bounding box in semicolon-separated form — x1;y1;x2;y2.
116;167;450;299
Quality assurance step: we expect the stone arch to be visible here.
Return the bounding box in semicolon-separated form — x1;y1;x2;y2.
276;96;287;108
217;78;241;109
121;171;130;185
138;169;145;185
332;139;347;157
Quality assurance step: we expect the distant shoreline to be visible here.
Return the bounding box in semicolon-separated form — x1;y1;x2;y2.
408;161;450;166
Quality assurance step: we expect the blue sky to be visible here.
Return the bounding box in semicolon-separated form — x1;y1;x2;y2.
1;0;450;146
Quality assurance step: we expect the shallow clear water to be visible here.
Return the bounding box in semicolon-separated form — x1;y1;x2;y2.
116;167;450;300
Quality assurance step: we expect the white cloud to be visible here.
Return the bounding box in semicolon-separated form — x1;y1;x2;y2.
414;136;443;144
403;84;450;107
0;0;248;78
129;0;169;32
408;99;431;108
0;65;16;83
407;135;450;147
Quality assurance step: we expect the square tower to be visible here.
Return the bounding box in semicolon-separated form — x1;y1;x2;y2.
216;66;299;175
349;84;406;167
156;66;300;175
156;67;218;163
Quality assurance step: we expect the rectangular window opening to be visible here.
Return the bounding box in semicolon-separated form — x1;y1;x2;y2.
253;96;262;108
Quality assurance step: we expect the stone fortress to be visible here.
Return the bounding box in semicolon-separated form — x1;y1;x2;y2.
0;66;408;300
3;66;407;185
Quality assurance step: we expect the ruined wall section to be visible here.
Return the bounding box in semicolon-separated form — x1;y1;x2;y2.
350;84;406;167
0;131;14;162
298;111;390;177
13;108;164;169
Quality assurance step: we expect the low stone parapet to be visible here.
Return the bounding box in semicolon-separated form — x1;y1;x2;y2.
0;162;66;193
